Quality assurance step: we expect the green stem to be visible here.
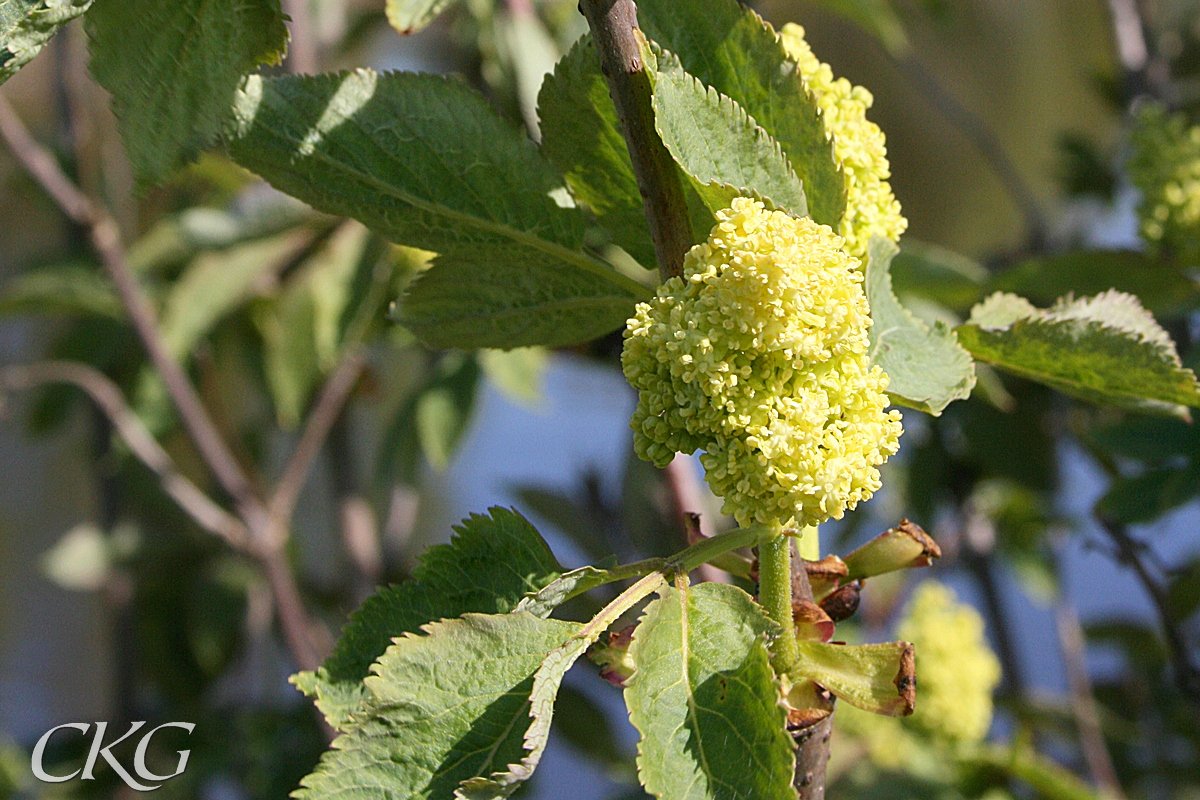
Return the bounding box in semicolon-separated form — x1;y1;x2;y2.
543;523;771;607
669;522;771;574
758;526;799;673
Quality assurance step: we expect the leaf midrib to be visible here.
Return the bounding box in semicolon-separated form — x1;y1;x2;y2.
241;111;650;299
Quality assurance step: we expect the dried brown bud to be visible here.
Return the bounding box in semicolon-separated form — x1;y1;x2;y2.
819;581;861;622
801;555;848;601
893;642;916;716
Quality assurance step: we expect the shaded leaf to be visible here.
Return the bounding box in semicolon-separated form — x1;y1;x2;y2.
294;613;581;800
538;35;656;267
866;236;976;415
0;264;121;319
295;507;562;730
225;70;646;349
963;746;1103;800
160;228;315;360
87;0;288;185
396;243;645;349
625;581;795;800
416;352;481;471
1167;558;1200;622
0;0;92;85
652;53;807;217
258;223;371;427
816;0;909;55
1096;466;1200;524
638;0;845;226
478;347;546;408
957;290;1200;419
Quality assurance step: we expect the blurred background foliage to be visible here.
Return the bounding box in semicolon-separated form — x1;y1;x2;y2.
0;0;1197;799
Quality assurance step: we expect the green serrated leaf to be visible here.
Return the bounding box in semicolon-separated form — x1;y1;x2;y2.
395;243;645;349
866;236;976;415
792;640;914;716
295;613;581;800
957;290;1200;419
385;0;458;35
652;53;807;218
295;507;561;730
538;35;657;267
86;0;288;185
638;0;845;227
0;0;91;85
0;264;121;319
226;70;582;254
226;70;646;349
625;582;795;800
461;572;665;800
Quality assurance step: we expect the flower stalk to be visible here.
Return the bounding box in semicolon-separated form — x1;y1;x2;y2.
758;526;800;673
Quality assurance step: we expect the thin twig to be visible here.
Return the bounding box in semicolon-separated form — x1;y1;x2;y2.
0;361;248;549
892;55;1049;249
0;92;269;533
1100;520;1200;702
283;0;318;75
1053;593;1125;799
962;519;1026;698
0;90;329;673
266;347;367;549
578;0;693;280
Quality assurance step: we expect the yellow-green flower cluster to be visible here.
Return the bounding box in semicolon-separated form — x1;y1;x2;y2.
1129;104;1200;264
622;198;902;527
779;23;907;260
898;581;1001;743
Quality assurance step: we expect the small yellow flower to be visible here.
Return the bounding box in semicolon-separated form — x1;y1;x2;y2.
622;198;902;527
778;24;907;259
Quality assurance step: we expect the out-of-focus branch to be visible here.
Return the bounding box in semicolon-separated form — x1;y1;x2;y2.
266;346;368;549
0;90;329;672
0;361;248;549
891;55;1048;249
1100;520;1200;702
283;0;318;75
0;91;268;532
962;512;1026;698
1051;533;1124;800
1054;592;1125;799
